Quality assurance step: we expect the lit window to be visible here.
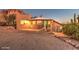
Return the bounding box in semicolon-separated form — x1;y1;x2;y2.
20;20;30;25
32;21;36;25
37;21;42;24
48;21;51;24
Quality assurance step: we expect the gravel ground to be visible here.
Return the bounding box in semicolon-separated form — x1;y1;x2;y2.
0;28;77;50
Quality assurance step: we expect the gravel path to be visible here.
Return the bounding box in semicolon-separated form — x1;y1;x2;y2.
0;30;77;50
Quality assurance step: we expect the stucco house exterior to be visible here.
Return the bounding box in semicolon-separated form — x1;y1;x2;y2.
0;9;62;32
16;13;62;32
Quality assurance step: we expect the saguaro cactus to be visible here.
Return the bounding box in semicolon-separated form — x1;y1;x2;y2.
74;13;76;23
77;15;79;23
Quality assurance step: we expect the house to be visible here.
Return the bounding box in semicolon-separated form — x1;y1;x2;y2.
0;9;62;32
16;15;62;32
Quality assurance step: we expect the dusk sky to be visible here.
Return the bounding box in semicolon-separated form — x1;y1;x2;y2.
23;9;79;23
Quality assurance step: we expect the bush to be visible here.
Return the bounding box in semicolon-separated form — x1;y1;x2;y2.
63;23;79;40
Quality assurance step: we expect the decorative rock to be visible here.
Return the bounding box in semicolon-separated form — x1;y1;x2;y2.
75;44;79;48
65;40;72;43
70;42;76;46
65;40;76;46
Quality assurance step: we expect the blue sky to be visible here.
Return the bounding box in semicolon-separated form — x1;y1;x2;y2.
23;9;79;23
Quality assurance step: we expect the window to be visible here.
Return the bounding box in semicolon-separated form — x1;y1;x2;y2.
32;21;36;25
20;20;30;25
37;21;42;24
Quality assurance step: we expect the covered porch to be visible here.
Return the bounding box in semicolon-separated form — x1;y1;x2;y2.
19;19;53;31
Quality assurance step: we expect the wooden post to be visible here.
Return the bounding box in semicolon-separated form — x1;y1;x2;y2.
50;21;53;32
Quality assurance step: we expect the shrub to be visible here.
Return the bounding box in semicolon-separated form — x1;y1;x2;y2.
63;23;79;40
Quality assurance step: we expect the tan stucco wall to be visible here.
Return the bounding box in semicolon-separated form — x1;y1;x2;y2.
52;21;62;32
16;13;32;30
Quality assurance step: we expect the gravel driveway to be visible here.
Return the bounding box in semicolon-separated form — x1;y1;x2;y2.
0;30;77;50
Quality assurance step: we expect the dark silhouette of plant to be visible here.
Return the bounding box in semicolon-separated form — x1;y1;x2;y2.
7;14;16;28
3;14;9;25
74;13;76;23
71;19;74;23
77;15;79;23
3;14;16;27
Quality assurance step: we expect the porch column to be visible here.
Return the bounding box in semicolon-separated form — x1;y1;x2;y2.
50;21;53;32
35;20;37;29
44;20;47;31
16;15;21;30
